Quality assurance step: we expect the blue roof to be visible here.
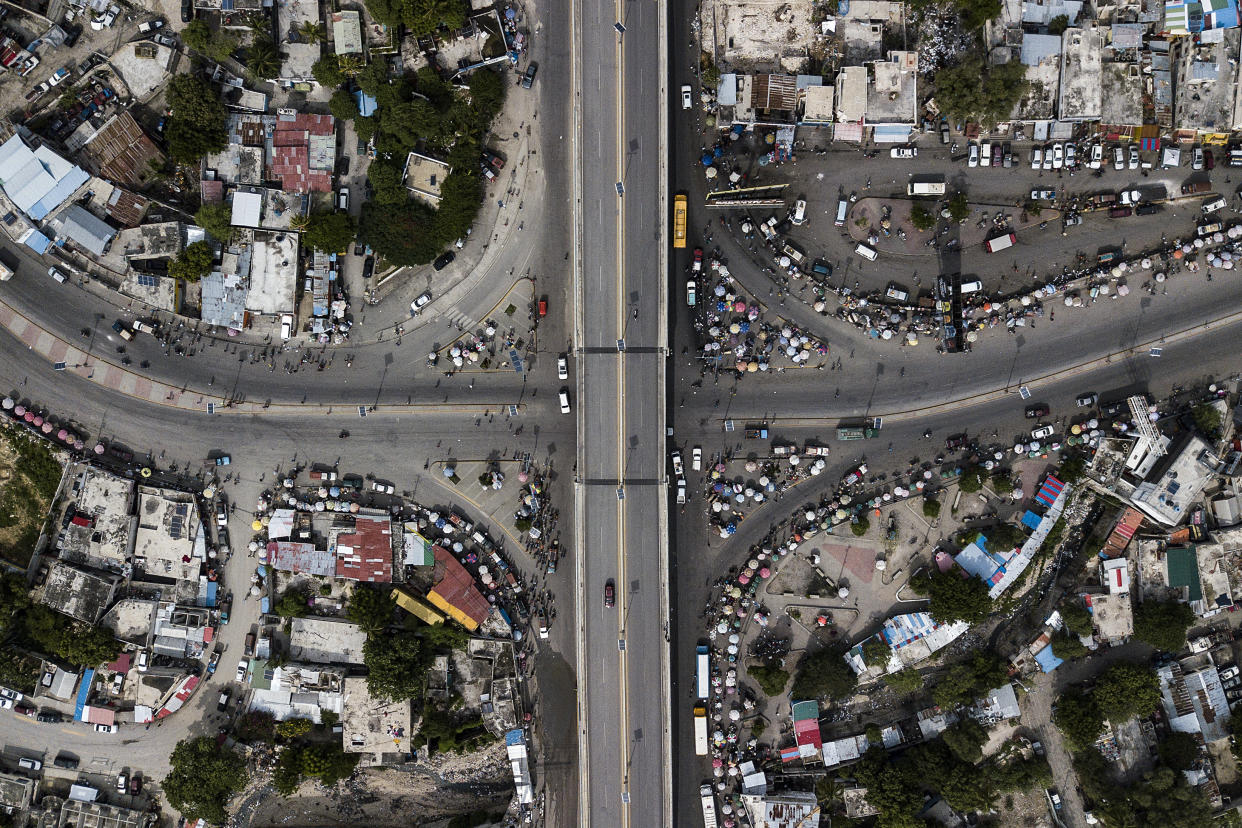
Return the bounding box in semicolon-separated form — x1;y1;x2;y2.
20;229;51;254
74;667;95;720
1034;645;1063;673
1022;510;1043;530
505;728;525;746
355;91;378;117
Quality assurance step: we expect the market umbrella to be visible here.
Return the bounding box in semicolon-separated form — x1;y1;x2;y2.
0;399;10;410
11;405;22;416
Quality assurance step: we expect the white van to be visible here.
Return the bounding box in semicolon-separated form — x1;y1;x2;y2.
1202;197;1227;214
18;758;41;771
855;243;878;261
558;389;571;414
835;199;848;227
960;279;984;294
791;199;807;226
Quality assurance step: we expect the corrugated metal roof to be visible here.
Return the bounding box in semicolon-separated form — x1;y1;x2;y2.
57;204;114;256
1166;546;1202;600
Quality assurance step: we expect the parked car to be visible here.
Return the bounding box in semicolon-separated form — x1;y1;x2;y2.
136;651;148;672
36;710;61;722
604;580;615;608
1031;424;1055;439
680;85;692;109
361;256;374;280
692;446;702;471
18;758;41;771
1089;143;1102;169
116;774;127;793
1135;203;1159;216
279;313;293;340
1128;144;1139;169
53;753;78;769
0;699;12;710
94;723;115;733
130;775;142;795
557;355;568;381
47;266;66;283
235;660;248;682
217;690;230;712
1052;143;1064;168
967;143;978;167
138;18;163;32
1205;149;1215;170
370;480;394;494
180;0;192;21
521;62;538;89
1193;146;1205;170
14;704;34;717
1030;147;1042;169
1113;146;1125;170
1025;404;1050;418
559;389;571;414
410;291;432;314
24;82;48;102
432;251;454;271
1076;393;1097;407
890;146;917;159
47;67;69;87
1065;144;1075;166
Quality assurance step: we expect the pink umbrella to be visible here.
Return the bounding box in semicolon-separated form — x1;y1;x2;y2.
40;423;52;434
56;429;67;440
23;412;33;422
712;758;723;768
73;441;83;450
32;416;43;426
93;444;104;454
738;574;750;584
733;301;745;312
759;567;771;578
12;405;23;416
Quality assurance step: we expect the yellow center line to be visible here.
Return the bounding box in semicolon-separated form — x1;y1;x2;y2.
613;1;632;824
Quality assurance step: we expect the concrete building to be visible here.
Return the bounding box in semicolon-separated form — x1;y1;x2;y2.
151;602;213;660
40;563;117;624
403;152;451;206
1014;34;1062;121
865;52;918;133
1085;592;1134;644
289;616;368;664
59;465;135;570
247;663;343;722
246;231;299;316
1059;28;1104;121
278;0;321;83
0;772;35;814
57;797;154;828
1173;29;1242;134
330;514;394;582
740;791;821;827
341;676;411;765
1129;434;1219;526
331;10;364;55
132;488;201;582
505;729;535;804
834;66;868;128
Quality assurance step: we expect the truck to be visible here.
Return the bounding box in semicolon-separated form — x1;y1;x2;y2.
693;706;709;756
744;424;770;439
984;231;1016;253
780;240;806;265
836;426;878;440
1182;180;1211;195
673;194;688;249
695;645;710;700
700;784;719;828
907;181;946;196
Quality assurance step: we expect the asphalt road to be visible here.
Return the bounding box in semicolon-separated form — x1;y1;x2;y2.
571;0;669;822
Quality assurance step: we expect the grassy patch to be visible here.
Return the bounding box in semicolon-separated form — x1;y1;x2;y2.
0;426;64;567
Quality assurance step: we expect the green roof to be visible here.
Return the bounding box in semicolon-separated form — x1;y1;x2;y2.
1166;546;1202;602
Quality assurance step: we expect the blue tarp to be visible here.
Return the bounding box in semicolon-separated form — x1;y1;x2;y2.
1034;645;1063;673
1022;510;1043;530
206;581;218;608
21;230;50;254
355;91;378;117
74;668;95;721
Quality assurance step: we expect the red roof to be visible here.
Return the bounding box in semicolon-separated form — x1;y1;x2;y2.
200;179;224;204
429;545;491;627
107;653;131;673
269;113;335;193
70;514;92;527
335;515;392;582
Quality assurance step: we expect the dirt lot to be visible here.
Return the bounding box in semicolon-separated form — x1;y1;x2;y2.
245;742;515;827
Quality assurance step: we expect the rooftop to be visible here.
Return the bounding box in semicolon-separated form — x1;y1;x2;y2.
1158;661;1231;742
703;0;819;72
0;133;89;220
331;10;364;55
80;112;164;188
740;791;821;828
0;772;34;811
40;562;116;624
271;111;335;193
866;54;918;125
834;66;869;124
151;602;212;660
289;616;368;664
109;41;174;100
267;541;333;577
1059;28;1104;121
1173;30;1242;133
341;675;411;764
403;152;450;206
279;0;322;82
60;465;134;569
332;514;393;582
246;231;299;315
247;664;344;722
1086;592;1134;642
58;796;153;828
132;488;201;583
427;544;491;631
1129;434;1219;526
52;203;115;257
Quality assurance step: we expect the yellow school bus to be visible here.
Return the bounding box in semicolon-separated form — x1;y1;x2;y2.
673;194;688;248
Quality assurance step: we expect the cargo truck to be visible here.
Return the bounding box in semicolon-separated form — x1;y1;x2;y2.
693;706;709;755
836;426;878;440
700;784;719;828
673;194;688;248
695;645;710;700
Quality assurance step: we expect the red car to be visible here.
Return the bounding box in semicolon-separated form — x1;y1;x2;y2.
604;580;615;608
692;248;703;272
537;298;548;317
14;704;34;717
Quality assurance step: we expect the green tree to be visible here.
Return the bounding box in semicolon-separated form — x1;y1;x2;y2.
1058;452;1087;483
23;605;118;667
275;717;313;740
313;56;346;88
357;61;389;96
747;664;790;697
958;465;987;493
1192;403;1223;438
909;203;936;231
1093;662;1161;722
297;20;324;43
883;667;924;694
1126;766;1214;827
273;745;303;795
163;737;247;824
300;742;359;786
861;637;891;668
942;718;988;763
931;653;1007;710
302;211;357;253
329;88;360;122
246;38;282;81
467;69;507;119
947;192;970;223
274;587;309;618
363;630;426;701
195;203;233;244
168;241;214;282
1050;631;1089;660
166;74;228;164
851;515;870;537
956;0;1002;28
1047;14;1070;34
1060;601;1094;636
865;722;883;744
0;572;30;636
925;568;992;625
853;746;925;825
1133;599;1195;652
790;646;857;701
934;57;1028;127
1053;687;1104;752
922;497;941;518
1157;731;1200;771
346;585;396;633
182;20;239;62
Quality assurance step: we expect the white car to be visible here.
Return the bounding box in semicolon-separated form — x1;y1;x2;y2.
279;313;293;340
1113;146;1125;170
889;146;917;159
559;389;571;414
90;6;117;30
1030;148;1042;169
557;355;568;381
1119;189;1141;206
1031;425;1055;440
370;481;394;494
410;292;432;314
1128;145;1139;169
1089;144;1102;169
0;699;12;710
1041;147;1053;170
1052;143;1064;169
1065;144;1076;167
236;660;248;682
680;85;692;109
686;279;696;307
47;267;66;283
968;143;979;168
0;688;22;702
94;723;116;733
1075;393;1097;407
676;478;687;504
1193;147;1204;170
136;652;149;672
691;446;702;471
671;450;684;478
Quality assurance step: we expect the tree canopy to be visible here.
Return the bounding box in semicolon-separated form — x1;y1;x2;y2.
925;568;992;625
274;588;309;618
181;20;239;63
302;212;357;253
363;0;465;35
747;664;790;697
1133;599;1195;652
246;38;282;81
1060;601;1094;636
934;57;1028;128
363;630;426;701
1093;662;1161;723
790;646;857;701
166;75;228;164
195;203;233;244
23;605;118;667
346;585;396;634
883;667;924;694
931;652;1008;710
168;241;213;282
1157;731;1200;771
329;88;360;122
163;737;247;825
312;56;345;88
941;718;987;764
1053;687;1105;752
0;572;30;637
